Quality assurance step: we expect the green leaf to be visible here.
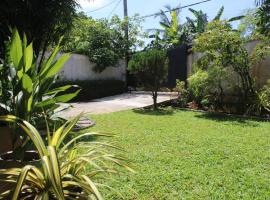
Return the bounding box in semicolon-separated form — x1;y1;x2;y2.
40;37;63;75
10;28;23;68
51;114;82;148
41;54;70;79
24;43;33;72
35;98;55;108
17;69;24;80
23;33;27;50
228;15;245;22
47;146;64;197
11;165;34;200
44;85;75;96
22;74;33;93
55;89;81;103
27;95;33;112
35;89;80;110
0;115;47;157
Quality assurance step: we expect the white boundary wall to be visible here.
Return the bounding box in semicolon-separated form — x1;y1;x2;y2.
58;54;126;82
187;40;270;87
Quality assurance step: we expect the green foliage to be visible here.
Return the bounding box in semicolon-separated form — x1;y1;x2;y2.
64;13;145;72
128;49;168;109
193;21;255;107
0;0;79;57
192;20;270;114
238;9;258;38
0;115;132;199
186;8;208;36
0;28;79;124
173;80;189;107
187;67;230;109
247;80;270;115
159;10;185;47
258;82;270;111
250;38;270;65
89;110;270;199
149;5;189;48
188;70;209;104
185;6;244;41
0;29;79;154
256;0;270;37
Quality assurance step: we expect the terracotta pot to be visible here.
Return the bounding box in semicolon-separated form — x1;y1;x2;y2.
0;126;13;154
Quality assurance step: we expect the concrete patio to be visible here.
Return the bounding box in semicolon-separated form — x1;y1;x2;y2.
61;92;178;118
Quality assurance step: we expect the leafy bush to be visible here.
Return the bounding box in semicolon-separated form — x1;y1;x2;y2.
188;65;231;110
64;13;145;72
173;80;190;107
0;115;133;199
188;70;209;106
128;49;168;109
247;80;270;115
194;20;255;103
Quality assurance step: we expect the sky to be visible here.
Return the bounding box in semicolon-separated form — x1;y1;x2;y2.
78;0;257;30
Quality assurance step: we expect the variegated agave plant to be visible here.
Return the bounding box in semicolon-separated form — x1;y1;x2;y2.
0;115;133;200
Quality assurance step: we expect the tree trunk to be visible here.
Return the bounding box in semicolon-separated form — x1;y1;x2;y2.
152;91;158;110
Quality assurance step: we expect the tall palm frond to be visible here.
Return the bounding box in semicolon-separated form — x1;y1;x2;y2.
255;0;266;6
213;6;224;21
187;8;208;34
228;15;245;22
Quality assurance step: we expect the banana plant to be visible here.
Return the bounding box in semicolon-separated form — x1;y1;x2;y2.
186;7;245;40
0;28;80;155
0;115;134;199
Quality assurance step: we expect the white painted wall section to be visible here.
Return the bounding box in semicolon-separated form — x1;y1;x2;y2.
59;54;126;81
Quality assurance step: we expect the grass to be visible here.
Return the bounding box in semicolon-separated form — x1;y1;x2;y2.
86;108;270;200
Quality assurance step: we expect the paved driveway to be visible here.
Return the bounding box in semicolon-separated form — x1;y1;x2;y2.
61;92;177;118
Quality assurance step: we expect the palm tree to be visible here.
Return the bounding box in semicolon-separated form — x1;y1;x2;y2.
186;6;244;38
186;8;208;35
149;5;188;47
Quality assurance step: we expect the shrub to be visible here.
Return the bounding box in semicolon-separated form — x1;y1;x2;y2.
247;80;270;115
173;80;190;107
188;65;231;110
188;70;209;106
193;20;255;107
128;49;168;109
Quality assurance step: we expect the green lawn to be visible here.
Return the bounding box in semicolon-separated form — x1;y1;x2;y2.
87;109;270;200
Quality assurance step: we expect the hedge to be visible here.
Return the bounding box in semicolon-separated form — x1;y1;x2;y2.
53;80;125;102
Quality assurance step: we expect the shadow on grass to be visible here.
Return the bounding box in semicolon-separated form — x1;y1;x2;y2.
133;108;175;116
194;112;264;127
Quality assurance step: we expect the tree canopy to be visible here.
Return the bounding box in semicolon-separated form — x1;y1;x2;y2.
0;0;80;56
256;0;270;37
63;13;145;72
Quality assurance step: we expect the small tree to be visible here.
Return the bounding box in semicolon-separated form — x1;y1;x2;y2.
193;21;255;106
128;49;168;110
63;13;145;72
